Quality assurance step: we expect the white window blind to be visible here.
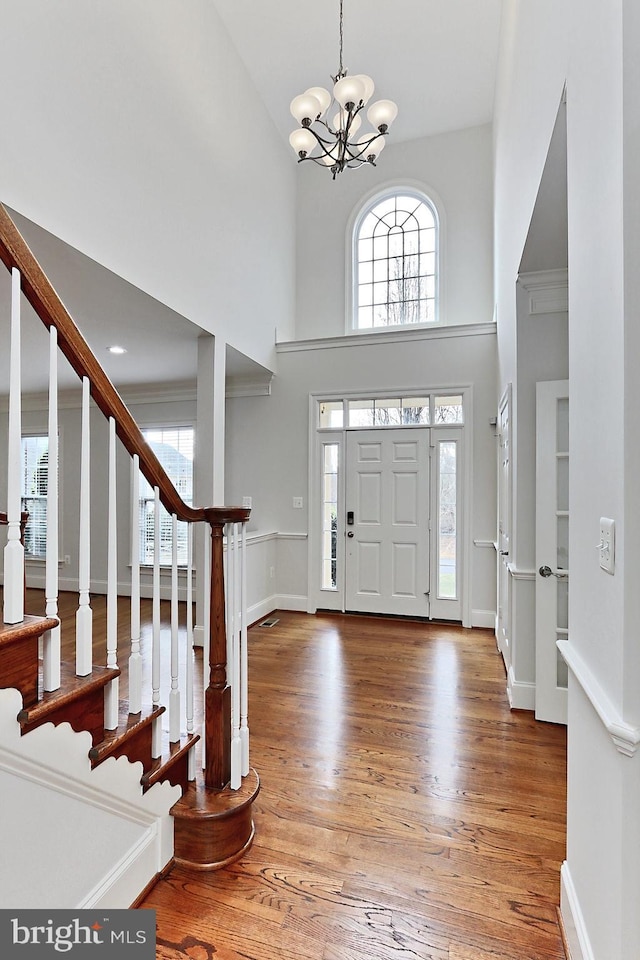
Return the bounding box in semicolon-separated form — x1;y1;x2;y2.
21;435;49;559
140;426;194;565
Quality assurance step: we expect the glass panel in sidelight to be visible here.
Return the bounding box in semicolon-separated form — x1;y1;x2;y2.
438;441;457;599
321;443;339;589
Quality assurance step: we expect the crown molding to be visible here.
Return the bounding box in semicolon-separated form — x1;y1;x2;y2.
518;268;568;316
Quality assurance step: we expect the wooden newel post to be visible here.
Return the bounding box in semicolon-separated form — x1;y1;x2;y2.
204;518;231;790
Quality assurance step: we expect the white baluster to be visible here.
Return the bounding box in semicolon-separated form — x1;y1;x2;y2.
43;326;61;691
201;525;210;772
151;486;162;758
75;376;93;675
230;522;242;789
104;417;119;730
186;524;196;780
240;520;250;776
129;455;142;715
169;513;180;743
4;268;24;625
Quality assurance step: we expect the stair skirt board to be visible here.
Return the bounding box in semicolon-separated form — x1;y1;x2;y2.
0;687;180;909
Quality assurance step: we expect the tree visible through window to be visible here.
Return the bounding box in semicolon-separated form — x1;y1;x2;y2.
140;427;194;565
354;191;438;330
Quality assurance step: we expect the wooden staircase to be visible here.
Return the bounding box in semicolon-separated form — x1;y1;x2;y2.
0;613;198;796
0;201;260;904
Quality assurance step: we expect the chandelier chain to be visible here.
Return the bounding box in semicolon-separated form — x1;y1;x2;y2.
338;0;344;75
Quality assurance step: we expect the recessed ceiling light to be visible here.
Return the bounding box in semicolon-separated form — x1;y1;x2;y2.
108;345;127;355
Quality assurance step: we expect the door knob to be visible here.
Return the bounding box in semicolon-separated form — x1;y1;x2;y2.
347;531;354;538
539;564;568;579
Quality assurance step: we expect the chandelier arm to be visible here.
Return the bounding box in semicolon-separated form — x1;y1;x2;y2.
301;124;345;160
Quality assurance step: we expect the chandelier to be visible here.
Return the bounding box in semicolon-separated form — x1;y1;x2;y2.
288;0;398;179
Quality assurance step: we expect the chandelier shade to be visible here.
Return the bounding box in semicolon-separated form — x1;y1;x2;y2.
288;1;397;179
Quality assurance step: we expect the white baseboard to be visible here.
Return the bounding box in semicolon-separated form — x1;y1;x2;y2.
471;608;497;629
506;665;535;711
274;593;308;612
78;827;165;909
561;860;594;960
248;595;278;626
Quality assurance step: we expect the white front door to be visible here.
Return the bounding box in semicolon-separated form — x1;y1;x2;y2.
535;379;569;724
345;429;430;617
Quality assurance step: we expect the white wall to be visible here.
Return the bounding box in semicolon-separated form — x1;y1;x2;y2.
0;0;296;369
494;1;640;956
226;328;498;623
294;124;494;340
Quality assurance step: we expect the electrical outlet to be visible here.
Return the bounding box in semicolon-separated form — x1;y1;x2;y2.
242;496;252;509
599;517;615;574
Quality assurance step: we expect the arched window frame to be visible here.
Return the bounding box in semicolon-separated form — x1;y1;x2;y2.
346;182;444;334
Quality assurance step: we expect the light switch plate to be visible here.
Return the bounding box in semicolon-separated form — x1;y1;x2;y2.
599;517;615;574
292;496;303;509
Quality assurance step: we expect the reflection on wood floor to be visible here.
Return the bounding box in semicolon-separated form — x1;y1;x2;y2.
140;608;568;960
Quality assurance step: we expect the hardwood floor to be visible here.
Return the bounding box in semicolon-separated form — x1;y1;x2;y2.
141;610;568;960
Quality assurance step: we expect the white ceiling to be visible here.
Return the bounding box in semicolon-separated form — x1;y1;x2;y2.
1;3;504;396
0;210;271;396
212;0;504;146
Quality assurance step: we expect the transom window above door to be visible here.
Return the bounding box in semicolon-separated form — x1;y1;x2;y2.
318;394;463;429
352;190;439;332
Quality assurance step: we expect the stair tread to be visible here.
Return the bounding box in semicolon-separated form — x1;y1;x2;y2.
89;702;166;762
142;731;200;790
0;615;59;648
17;660;120;724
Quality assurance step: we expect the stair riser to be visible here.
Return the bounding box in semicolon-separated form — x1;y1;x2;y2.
20;687;106;745
0;634;39;707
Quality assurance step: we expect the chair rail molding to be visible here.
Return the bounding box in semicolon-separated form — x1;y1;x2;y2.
558;639;640;757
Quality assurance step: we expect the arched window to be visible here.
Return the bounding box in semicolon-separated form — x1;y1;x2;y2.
352;190;439;331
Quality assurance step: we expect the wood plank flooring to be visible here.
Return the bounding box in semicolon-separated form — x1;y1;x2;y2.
141;610;568;960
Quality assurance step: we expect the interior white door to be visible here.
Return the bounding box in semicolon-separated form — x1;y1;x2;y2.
345;429;430;617
535;379;569;724
497;386;512;665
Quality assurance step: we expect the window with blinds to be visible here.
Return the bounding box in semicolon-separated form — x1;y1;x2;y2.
140;426;194;565
21;435;49;559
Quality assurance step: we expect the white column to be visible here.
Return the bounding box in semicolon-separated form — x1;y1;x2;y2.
43;326;61;691
4;268;24;625
129;455;142;714
104;417;119;730
75;377;92;675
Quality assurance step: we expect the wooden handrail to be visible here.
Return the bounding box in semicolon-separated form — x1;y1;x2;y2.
0;203;248;528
